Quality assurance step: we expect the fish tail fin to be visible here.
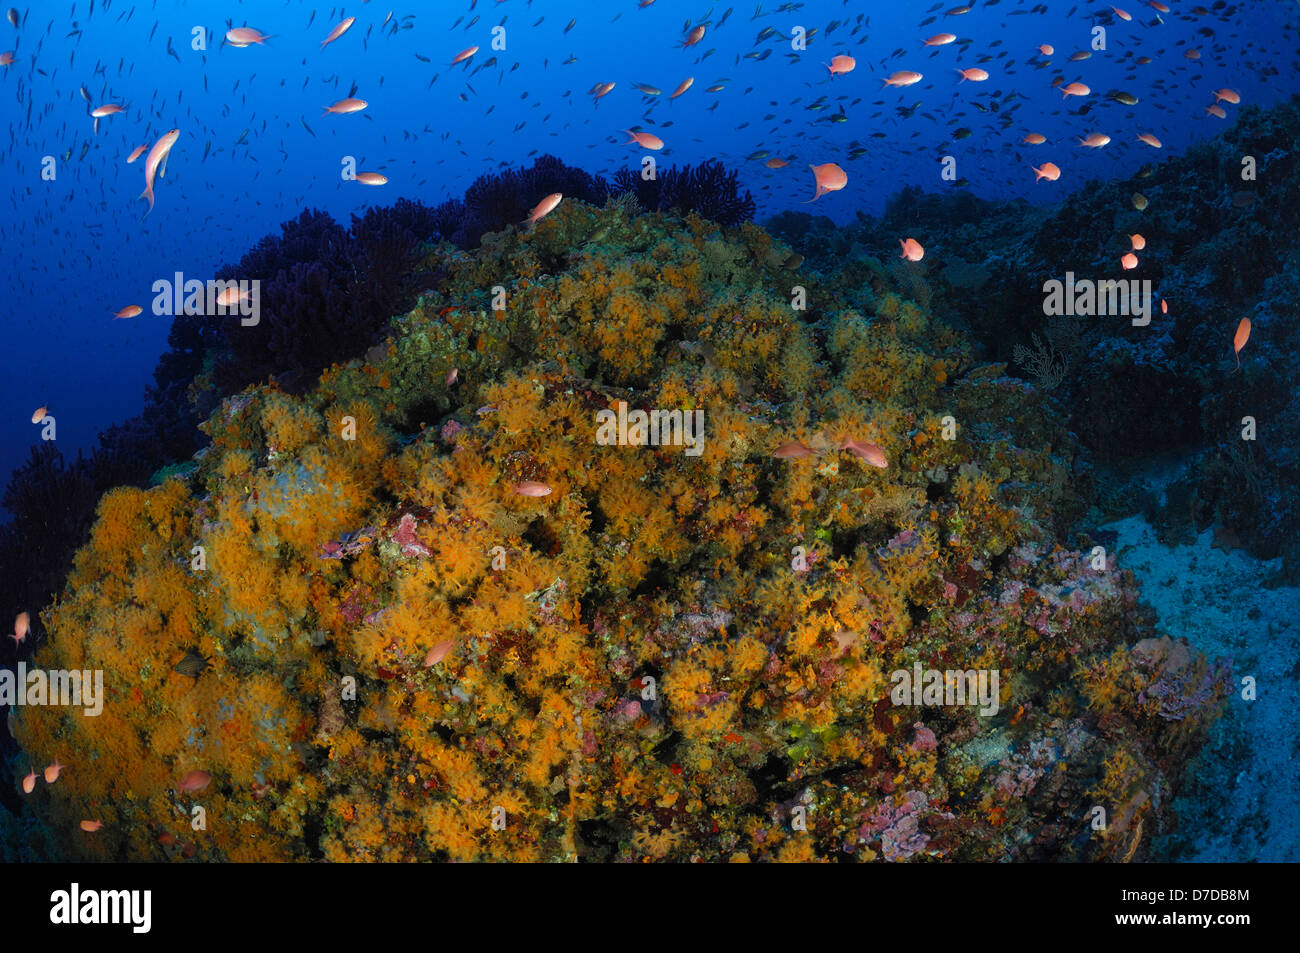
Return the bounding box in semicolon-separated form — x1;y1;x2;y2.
139;186;154;218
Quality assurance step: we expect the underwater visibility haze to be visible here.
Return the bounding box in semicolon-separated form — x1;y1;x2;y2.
1;0;1298;869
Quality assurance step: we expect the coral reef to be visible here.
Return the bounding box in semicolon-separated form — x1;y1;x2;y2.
7;199;1226;862
766;94;1300;576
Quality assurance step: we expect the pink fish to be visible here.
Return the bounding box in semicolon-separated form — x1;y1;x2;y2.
44;759;65;784
772;440;814;459
320;16;355;50
11;611;29;644
624;129;664;150
21;767;36;794
126;144;148;163
80;820;104;832
826;54;856;76
177;769;212;793
451;46;479;66
883;71;923;88
842;439;888;468
1032;162;1061;182
805;163;847;202
423;641;454;667
513;481;554;497
225;27;271;47
139;129;180;217
323;97;367;115
524;192;562;226
899;238;924;261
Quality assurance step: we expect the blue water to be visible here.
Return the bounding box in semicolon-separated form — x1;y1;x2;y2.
1;0;1297;490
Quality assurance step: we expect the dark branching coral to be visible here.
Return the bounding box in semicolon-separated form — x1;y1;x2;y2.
449;155;609;248
212;206;434;395
611;158;756;228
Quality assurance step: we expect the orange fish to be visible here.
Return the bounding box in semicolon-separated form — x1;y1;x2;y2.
451;45;479;66
1213;89;1241;105
1032;162;1061;182
324;97;367;115
681;24;706;48
1078;133;1110;148
826;54;856;75
925;33;958;46
1038;44;1054;56
44;759;64;784
1149;0;1170;11
1136;132;1163;149
21;767;36;794
624;129;664;150
842;439;888;468
13;611;30;642
806;163;847;202
138;128;180;217
772;440;814;459
90;104;123;118
883;70;924;88
1060;81;1090;98
214;286;248;308
1233;318;1250;370
670;77;694;99
30;407;46;424
355;172;388;185
1205;104;1226;119
126;144;148;163
956;67;989;82
177;770;212;793
225;27;271;47
524;192;562;226
592;81;616;100
514;481;554;497
80;820;103;833
1112;6;1132;20
1121;253;1139;270
114;304;143;319
445;367;459;387
1130;234;1146;251
765;158;789;169
0;52;14;66
1022;132;1047;145
320;16;355;50
899;238;924;261
423;641;454;667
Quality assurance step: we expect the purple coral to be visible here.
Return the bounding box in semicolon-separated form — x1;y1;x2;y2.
611;159;756;228
860;790;932;861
